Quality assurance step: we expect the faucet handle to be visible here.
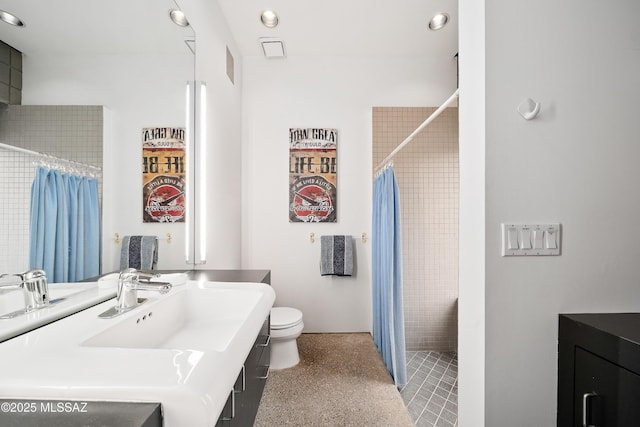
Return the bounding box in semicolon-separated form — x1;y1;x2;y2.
118;268;159;281
118;268;137;278
137;270;161;281
22;269;47;281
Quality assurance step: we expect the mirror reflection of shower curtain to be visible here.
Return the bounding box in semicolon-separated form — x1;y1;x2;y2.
372;166;407;387
29;167;100;283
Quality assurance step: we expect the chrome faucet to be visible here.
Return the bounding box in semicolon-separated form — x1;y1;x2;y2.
99;268;171;318
0;269;49;314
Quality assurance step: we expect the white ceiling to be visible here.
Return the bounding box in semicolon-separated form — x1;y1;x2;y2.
217;0;458;58
0;0;457;59
0;0;194;55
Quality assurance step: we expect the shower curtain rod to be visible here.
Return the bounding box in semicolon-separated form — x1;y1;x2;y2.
0;142;101;172
374;88;460;174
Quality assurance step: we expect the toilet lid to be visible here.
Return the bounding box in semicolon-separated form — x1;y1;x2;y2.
271;307;303;329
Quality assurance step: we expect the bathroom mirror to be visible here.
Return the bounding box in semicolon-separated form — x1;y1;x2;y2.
0;0;195;276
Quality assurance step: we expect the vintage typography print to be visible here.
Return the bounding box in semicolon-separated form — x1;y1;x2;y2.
289;128;337;223
142;127;186;223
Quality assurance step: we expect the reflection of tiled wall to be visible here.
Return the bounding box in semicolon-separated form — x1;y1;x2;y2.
0;41;22;105
373;107;458;352
0;105;103;274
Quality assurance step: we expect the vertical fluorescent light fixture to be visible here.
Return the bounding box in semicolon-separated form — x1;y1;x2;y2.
185;81;194;263
185;80;207;265
196;82;207;264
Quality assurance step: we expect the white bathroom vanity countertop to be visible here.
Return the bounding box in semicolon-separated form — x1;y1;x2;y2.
0;280;275;426
0;281;117;343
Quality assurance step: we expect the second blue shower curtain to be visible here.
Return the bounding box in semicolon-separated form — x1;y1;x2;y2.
372;166;407;387
29;167;100;283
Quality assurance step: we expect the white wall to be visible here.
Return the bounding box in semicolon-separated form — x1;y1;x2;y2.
22;52;193;272
458;0;485;424
241;55;457;332
480;0;640;425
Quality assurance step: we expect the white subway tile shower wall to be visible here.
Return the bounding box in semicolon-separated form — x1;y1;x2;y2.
372;107;458;351
0;106;103;274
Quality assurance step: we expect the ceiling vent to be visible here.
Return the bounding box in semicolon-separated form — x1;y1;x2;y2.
259;38;286;59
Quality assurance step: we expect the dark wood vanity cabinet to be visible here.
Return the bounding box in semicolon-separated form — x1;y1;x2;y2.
558;313;640;426
216;317;270;427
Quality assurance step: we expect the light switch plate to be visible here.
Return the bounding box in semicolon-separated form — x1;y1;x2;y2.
501;223;561;256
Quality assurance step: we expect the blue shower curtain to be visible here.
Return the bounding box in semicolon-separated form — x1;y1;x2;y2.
29;167;100;283
372;166;407;387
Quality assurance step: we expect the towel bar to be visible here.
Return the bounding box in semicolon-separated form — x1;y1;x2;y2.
114;232;172;244
309;232;367;243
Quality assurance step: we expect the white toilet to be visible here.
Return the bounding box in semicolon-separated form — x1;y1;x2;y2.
270;307;304;370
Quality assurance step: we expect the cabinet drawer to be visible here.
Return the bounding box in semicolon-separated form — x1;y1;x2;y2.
574;347;640;427
217;316;270;426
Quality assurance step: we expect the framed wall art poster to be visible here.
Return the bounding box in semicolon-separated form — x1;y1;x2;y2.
142;127;186;223
289;128;337;223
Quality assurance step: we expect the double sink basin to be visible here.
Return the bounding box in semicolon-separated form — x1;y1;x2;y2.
0;278;276;426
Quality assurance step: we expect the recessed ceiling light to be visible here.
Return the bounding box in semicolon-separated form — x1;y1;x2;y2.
169;9;189;27
428;13;449;31
260;10;279;28
0;10;25;27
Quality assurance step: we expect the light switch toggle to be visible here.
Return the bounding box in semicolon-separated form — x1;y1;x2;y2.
521;228;532;249
508;227;519;250
533;230;544;249
545;228;557;249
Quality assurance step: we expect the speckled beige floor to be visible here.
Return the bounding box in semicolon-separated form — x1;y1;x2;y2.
254;333;414;427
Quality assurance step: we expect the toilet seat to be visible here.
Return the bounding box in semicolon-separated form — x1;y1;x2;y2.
271;307;303;330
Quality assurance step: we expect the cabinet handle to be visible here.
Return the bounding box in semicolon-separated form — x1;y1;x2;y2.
257;365;270;380
257;334;271;347
234;365;246;393
582;392;598;427
221;388;235;421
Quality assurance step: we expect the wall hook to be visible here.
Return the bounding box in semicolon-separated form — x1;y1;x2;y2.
166;232;172;244
310;232;315;243
114;232;120;244
361;232;367;243
517;98;540;120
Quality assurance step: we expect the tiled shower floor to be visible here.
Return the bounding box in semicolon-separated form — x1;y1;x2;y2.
400;351;458;427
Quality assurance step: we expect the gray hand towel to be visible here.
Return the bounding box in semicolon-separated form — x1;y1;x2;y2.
320;235;354;276
120;235;158;271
